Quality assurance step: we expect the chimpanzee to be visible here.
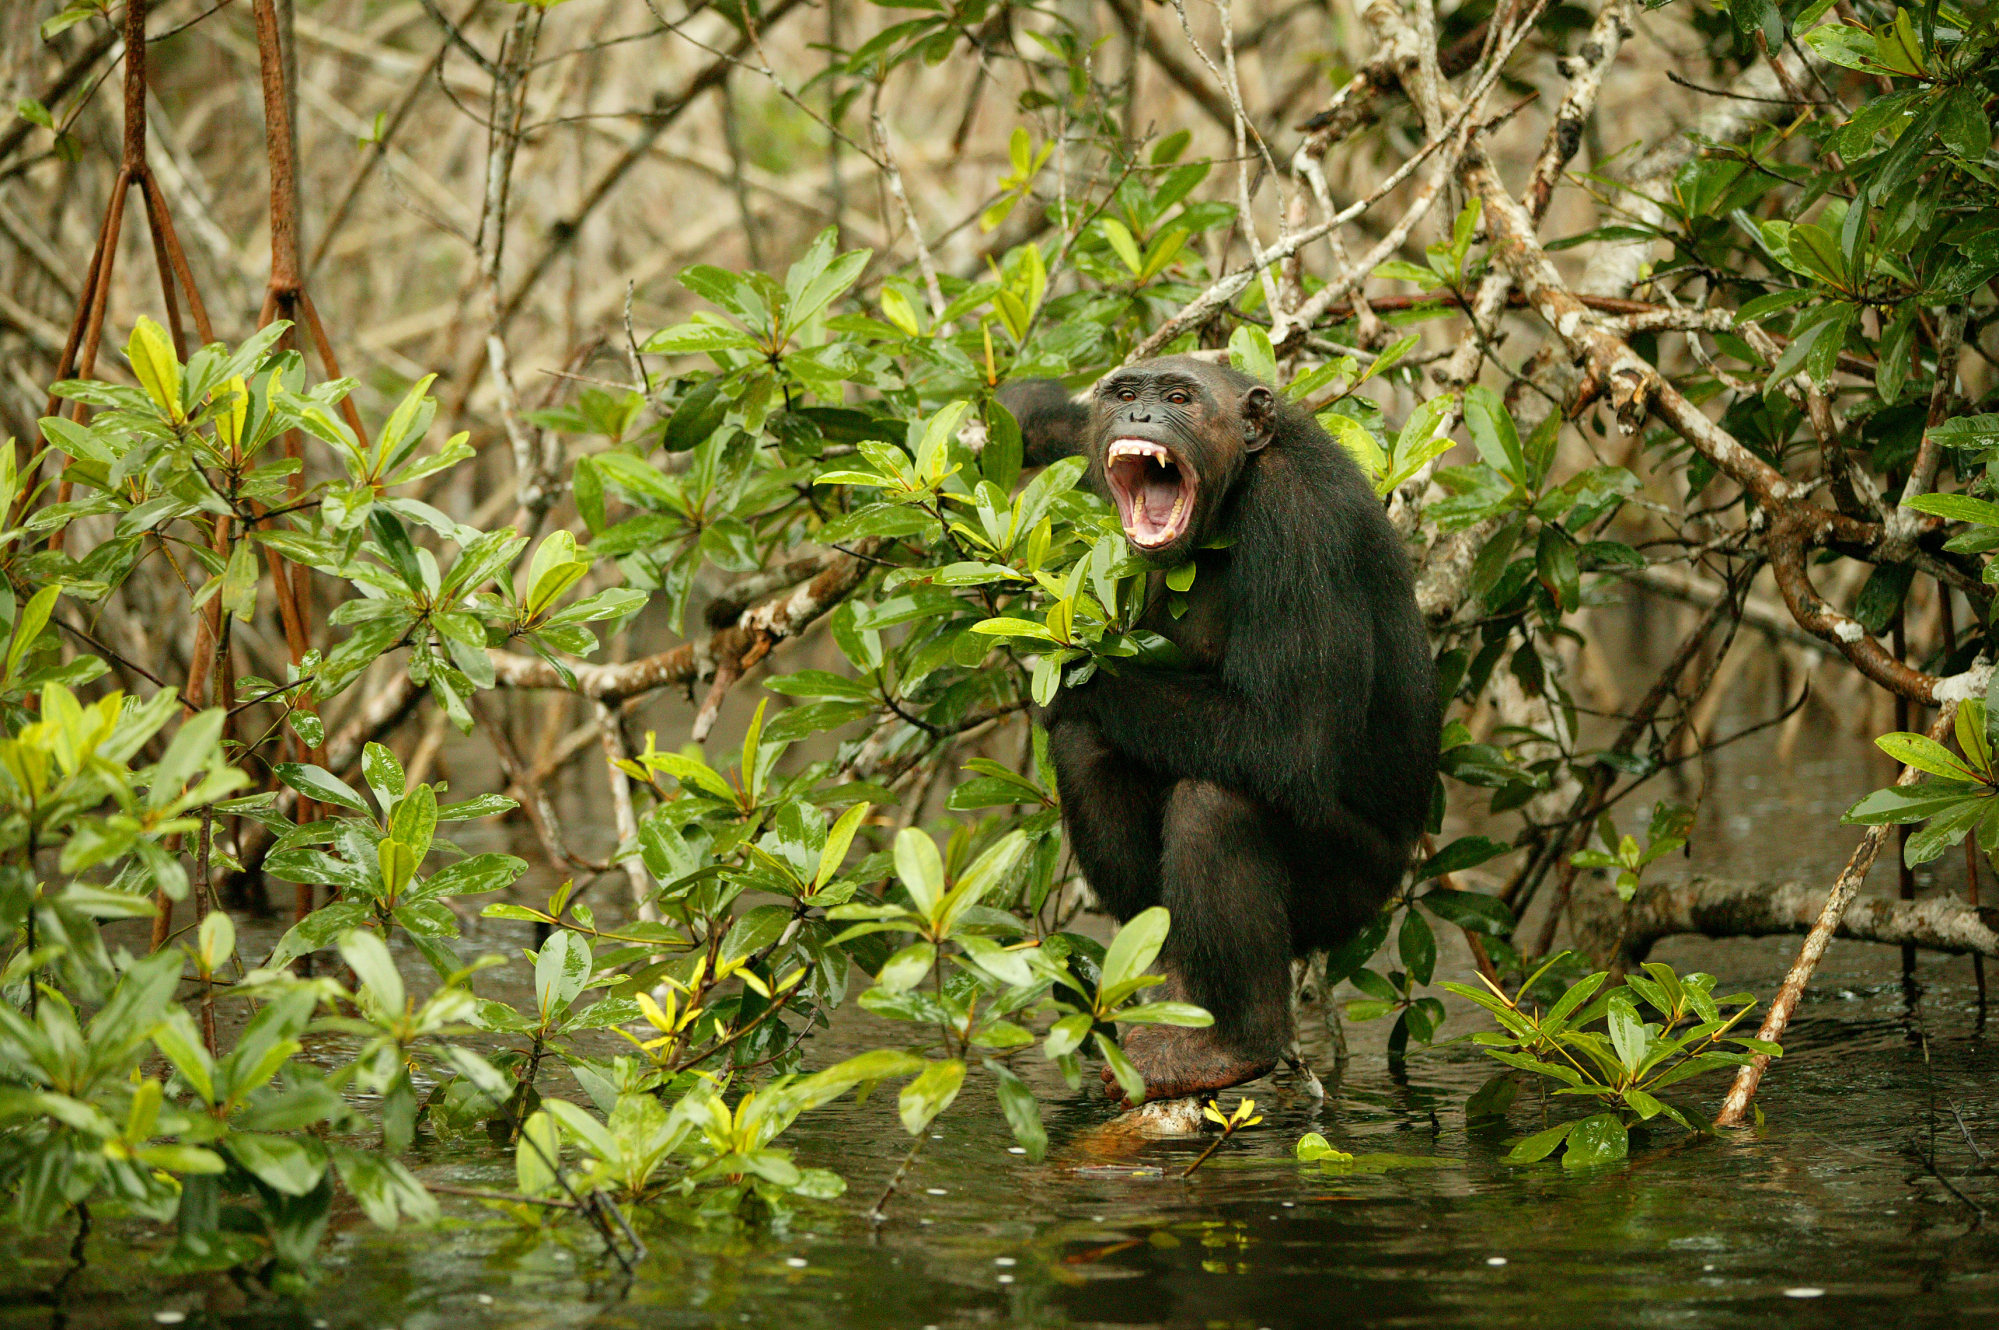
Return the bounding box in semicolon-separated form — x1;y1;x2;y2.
1000;357;1438;1106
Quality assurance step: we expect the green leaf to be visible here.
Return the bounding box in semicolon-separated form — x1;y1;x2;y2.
1606;997;1648;1072
376;839;416;899
936;829;1028;935
1100;905;1171;995
897;1058;965;1134
1901;493;1999;527
5;584;58;682
1100;218;1143;274
875;941;936;994
1536;526;1580;612
227;1134;326;1197
815;801;871;888
1418;887;1516;936
331;1149;437;1229
152;1012;216;1105
1938;85;1991;163
915;400;970;483
1842;779;1985;825
1043;1012;1091;1059
127;317;184;422
40;8;101;42
958;935;1035;988
786;229;873;329
1295;1132;1352;1162
789;1049;927;1110
13;98;54;131
389;786;438;862
196;909;235;975
339;929;404;1014
1561;1113;1629;1169
534;928;592;1018
969;616;1055;642
1463;386;1524;484
540;1097;620;1164
662;377;731;452
1545;972;1608;1030
643;322;759;356
1958;701;1991;778
1228;326;1277;384
272;763;370;813
1800;20;1880;72
1904;794;1991;866
516;1110;561;1196
984;1059;1047;1161
1373;259;1440;286
417;852;526;898
893;828;946;918
1875;732;1977;780
1397;910;1436;987
1321;411;1387;480
1095;1031;1145;1104
1413;835;1511;881
1927;414;1999;449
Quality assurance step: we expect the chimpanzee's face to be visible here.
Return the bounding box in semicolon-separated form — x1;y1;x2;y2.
1090;357;1274;561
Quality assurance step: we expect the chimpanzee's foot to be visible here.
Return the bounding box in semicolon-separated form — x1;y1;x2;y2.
1100;1023;1279;1108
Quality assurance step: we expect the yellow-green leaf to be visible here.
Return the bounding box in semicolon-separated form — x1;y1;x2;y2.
127;316;183;423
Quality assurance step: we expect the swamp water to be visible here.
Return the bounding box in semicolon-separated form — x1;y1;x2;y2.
4;683;1998;1328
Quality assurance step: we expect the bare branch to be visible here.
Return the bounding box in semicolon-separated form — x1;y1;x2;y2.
488;541;880;707
1572;870;1999;971
1715;685;1982;1127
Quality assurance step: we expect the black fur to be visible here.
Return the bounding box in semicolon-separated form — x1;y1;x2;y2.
1000;358;1438;1070
998;377;1092;467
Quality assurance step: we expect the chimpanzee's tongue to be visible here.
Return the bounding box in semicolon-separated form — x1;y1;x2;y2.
1126;464;1186;544
1141;471;1180;528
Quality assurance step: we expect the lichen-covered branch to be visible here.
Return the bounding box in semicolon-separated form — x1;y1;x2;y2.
1570;872;1999;971
488;541;879;705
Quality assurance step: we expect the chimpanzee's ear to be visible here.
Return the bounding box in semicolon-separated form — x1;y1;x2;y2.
1240;385;1277;452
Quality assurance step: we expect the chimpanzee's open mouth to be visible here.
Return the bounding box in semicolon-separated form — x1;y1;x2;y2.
1105;439;1197;550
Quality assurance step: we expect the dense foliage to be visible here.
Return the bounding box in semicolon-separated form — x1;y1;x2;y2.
0;0;1995;1285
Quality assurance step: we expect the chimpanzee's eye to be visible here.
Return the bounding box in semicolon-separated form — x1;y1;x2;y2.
1118;389;1137;403
1166;391;1189;405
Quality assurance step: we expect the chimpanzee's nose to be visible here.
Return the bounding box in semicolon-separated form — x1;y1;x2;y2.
1127;406;1151;424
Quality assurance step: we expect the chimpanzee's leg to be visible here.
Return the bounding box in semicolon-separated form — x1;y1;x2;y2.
1105;779;1294;1105
1046;713;1168;920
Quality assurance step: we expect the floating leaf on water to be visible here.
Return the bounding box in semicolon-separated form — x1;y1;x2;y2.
1295;1132;1353;1163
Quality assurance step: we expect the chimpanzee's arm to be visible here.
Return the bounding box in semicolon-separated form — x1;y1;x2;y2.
996;380;1090;467
1063;653;1365;829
